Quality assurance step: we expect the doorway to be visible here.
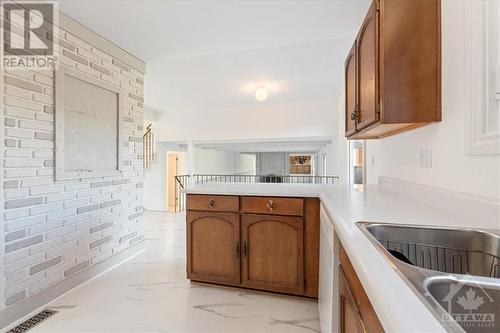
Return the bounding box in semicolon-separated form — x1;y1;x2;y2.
167;153;179;211
349;140;365;187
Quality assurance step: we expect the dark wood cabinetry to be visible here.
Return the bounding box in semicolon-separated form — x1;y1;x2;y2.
241;214;304;294
345;43;358;138
186;194;319;298
187;211;240;285
356;0;379;132
345;0;441;139
186;194;239;212
241;196;304;216
339;243;384;333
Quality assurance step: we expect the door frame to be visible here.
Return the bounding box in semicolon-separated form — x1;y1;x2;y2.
167;153;179;211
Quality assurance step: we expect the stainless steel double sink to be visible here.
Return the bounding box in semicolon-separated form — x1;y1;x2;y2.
357;222;500;333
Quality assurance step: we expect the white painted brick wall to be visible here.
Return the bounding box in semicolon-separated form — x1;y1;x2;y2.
255;152;289;176
1;18;145;310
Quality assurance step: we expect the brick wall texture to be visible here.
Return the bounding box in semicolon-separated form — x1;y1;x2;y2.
255;152;290;176
1;17;145;309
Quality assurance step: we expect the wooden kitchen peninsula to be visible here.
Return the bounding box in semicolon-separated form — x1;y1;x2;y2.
186;193;320;298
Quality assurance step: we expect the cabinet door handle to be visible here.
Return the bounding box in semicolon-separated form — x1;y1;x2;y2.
266;199;274;212
351;108;360;122
208;199;215;208
235;241;240;258
242;240;248;257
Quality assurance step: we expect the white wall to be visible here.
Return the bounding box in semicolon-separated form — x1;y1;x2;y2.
143;148;166;211
143;141;187;211
195;148;237;174
362;1;500;199
144;146;254;210
317;139;342;179
151;38;344;143
233;153;256;175
143;120;163;211
318;95;346;183
0;10;145;325
194;148;257;175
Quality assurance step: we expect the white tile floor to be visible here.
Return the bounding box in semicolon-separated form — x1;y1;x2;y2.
30;211;319;333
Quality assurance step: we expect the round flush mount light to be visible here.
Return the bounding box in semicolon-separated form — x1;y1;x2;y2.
255;88;268;102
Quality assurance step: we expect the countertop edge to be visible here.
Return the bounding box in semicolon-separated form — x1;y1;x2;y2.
183;183;492;332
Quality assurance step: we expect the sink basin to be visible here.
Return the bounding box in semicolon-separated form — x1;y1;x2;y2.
357;222;500;333
424;275;500;332
363;223;500;278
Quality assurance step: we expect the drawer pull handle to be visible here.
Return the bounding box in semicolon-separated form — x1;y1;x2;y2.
266;200;274;212
208;199;215;208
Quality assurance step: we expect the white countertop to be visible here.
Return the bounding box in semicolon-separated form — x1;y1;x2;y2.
184;182;325;198
185;181;499;332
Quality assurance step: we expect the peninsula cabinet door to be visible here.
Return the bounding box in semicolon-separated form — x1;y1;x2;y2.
241;214;304;295
187;211;240;285
339;267;365;333
356;0;379;131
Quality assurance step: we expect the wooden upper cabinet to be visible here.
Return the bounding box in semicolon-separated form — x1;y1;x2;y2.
187;211;240;285
241;214;304;295
345;43;358;137
345;0;441;139
356;1;379;131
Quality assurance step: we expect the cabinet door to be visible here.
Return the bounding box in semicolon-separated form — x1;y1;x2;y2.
339;266;365;333
345;42;358;137
356;0;379;131
187;211;240;285
241;214;304;295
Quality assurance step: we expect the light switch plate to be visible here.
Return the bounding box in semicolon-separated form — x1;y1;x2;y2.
419;149;432;168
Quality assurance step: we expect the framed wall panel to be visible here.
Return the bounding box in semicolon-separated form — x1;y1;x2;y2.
55;66;124;180
289;155;312;175
465;0;500;155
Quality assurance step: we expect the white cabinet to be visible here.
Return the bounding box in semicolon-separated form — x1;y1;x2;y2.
319;205;339;333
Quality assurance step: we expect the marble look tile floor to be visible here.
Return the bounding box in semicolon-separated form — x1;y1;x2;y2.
30;211;320;333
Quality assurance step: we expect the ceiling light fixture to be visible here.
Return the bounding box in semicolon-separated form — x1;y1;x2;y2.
255;88;268;102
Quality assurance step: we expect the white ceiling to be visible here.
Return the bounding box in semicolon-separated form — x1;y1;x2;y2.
59;0;369;144
59;0;369;62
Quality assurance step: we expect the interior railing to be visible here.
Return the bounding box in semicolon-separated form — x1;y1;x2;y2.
192;174;338;185
174;175;190;212
174;174;339;211
143;124;156;170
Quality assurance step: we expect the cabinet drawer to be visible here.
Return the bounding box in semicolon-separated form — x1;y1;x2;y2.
187;194;239;212
241;196;304;216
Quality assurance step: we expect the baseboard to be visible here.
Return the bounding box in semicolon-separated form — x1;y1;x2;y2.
378;176;500;228
0;242;145;332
